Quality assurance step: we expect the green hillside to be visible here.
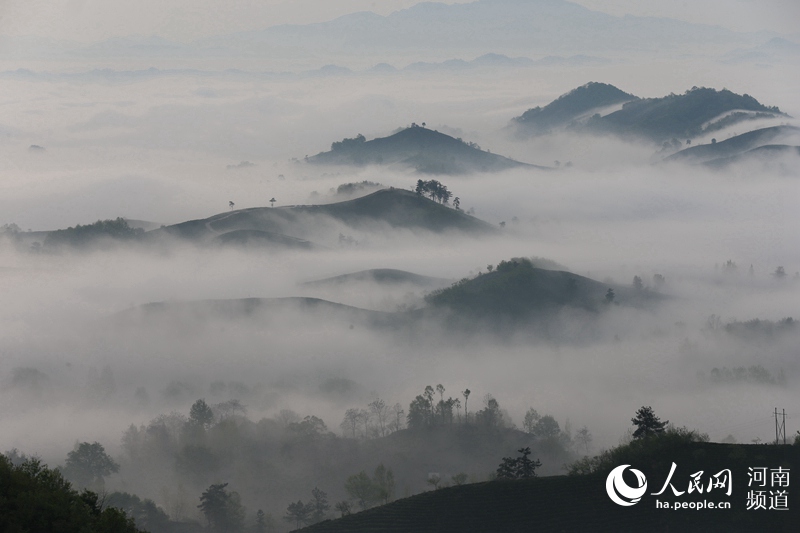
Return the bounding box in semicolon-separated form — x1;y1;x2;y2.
158;188;495;244
308;126;541;174
513;81;637;134
300;441;800;533
586;87;785;142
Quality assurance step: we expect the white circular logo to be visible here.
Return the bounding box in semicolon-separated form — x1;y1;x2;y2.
606;465;648;506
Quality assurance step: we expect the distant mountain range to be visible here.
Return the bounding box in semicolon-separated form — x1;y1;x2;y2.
512;83;788;143
308;126;541;174
1;0;776;63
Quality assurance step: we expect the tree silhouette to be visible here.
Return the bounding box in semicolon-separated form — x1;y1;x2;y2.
605;288;615;304
496;448;541;479
62;442;119;490
344;471;376;509
575;426;593;454
269;197;276;207
198;483;245;533
631;406;668;439
229;201;235;210
189;399;214;429
284;500;311;528
309;487;330;523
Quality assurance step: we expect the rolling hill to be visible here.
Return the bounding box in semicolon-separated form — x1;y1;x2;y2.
155;188;496;246
512;84;787;143
513;82;637;135
585;87;785;143
307;126;541;174
663;125;800;165
425;258;658;320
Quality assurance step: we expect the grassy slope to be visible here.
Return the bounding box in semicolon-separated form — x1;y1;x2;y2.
308;127;539;173
301;442;799;533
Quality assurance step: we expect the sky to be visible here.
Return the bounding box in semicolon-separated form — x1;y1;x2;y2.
0;0;798;43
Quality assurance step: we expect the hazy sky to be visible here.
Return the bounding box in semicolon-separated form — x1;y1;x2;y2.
0;0;797;43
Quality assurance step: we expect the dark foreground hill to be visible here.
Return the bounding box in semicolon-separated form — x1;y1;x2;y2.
307;126;541;174
157;189;495;245
512;82;637;135
300;441;799;533
512;84;786;143
664;125;800;165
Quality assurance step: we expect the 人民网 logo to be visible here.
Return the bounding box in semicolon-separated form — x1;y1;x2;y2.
606;465;648;506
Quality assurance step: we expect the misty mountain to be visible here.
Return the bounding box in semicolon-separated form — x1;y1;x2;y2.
513;84;786;143
123;258;662;340
664;125;800;165
512;82;637;135
302;269;451;289
308;126;539;174
584;86;785;143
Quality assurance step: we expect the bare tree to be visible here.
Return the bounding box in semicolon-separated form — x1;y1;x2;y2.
340;408;360;438
369;399;389;437
388;403;405;433
358;409;371;439
575;426;593;454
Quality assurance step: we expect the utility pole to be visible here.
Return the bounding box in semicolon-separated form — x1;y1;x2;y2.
775;408;786;445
